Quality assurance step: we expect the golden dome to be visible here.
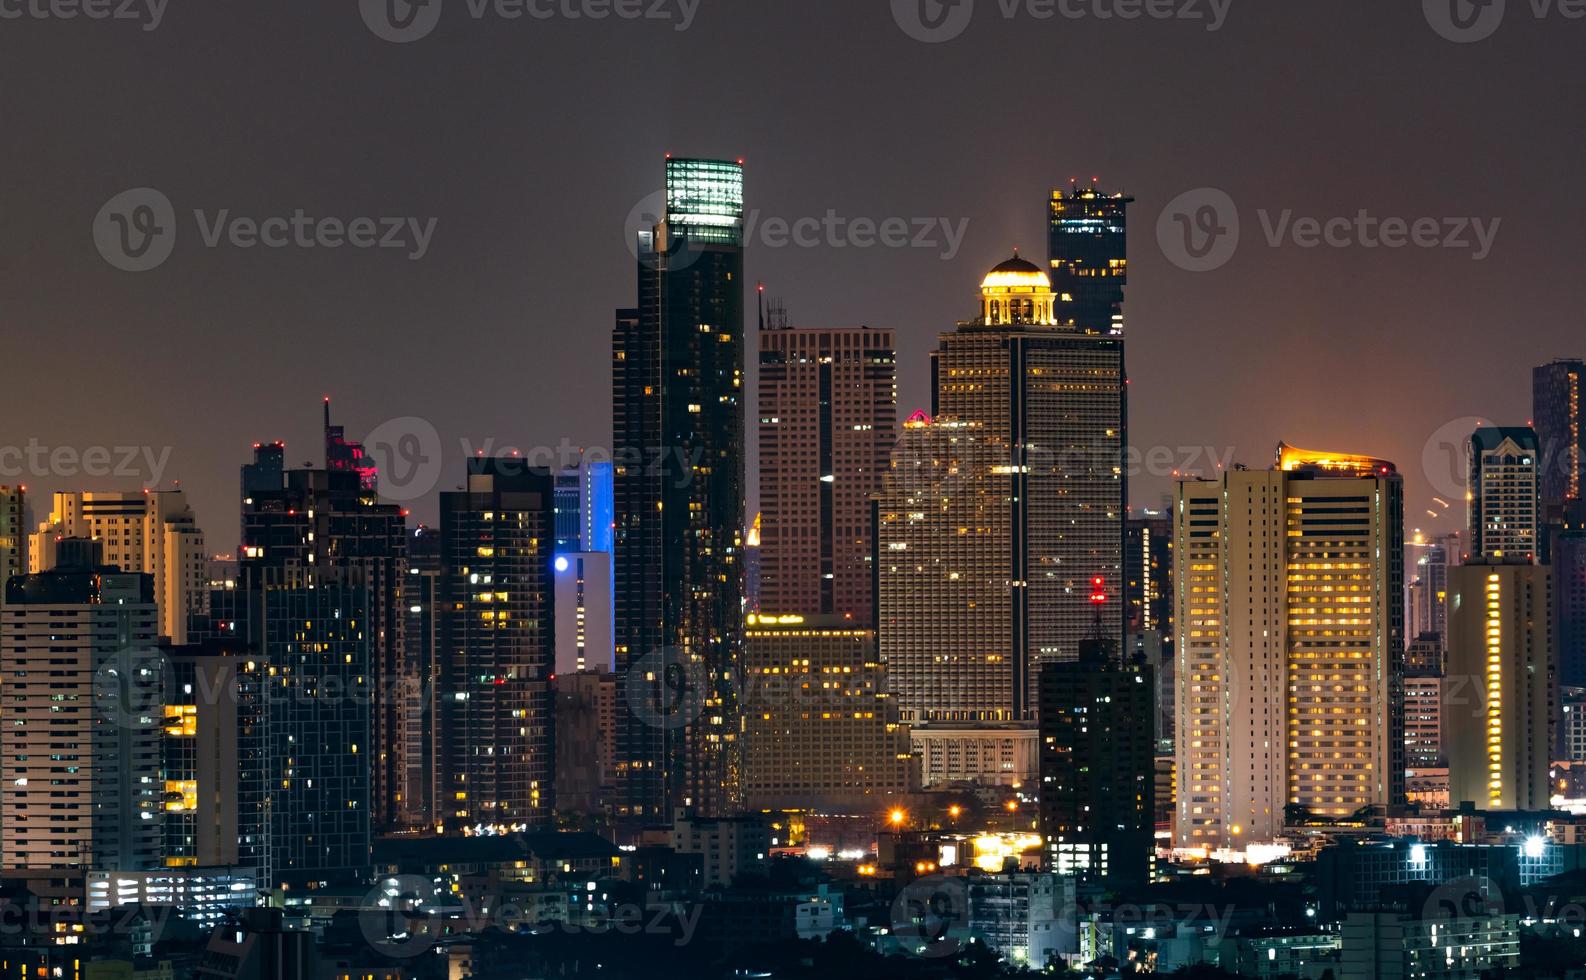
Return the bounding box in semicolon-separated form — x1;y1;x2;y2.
980;251;1051;291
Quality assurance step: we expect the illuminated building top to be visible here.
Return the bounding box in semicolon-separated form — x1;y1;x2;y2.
1276;443;1397;477
663;157;745;246
976;251;1058;326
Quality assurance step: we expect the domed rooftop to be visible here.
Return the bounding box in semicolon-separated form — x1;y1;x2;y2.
981;249;1051;290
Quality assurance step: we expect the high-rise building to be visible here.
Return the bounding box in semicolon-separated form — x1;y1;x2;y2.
1047;182;1132;336
161;640;267;874
323;398;378;492
240;446;409;833
1404;673;1444;770
740;614;916;814
757;323;897;624
202;565;373;888
1534;359;1585;518
1469;427;1541;562
554;460;614;555
1444;560;1553;811
0;485;25;598
1551;519;1586;690
1174;446;1404;849
1125;510;1173;638
437;458;557;831
401;524;442;830
30;490;207;643
3;559;163;870
554;551;614;674
553;671;616;817
613;157;746;821
1038;627;1155;890
880;253;1126;725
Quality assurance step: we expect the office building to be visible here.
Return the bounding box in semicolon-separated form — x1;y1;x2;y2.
1468;427;1541;562
240;443;409;833
1534;359;1585;518
1125;510;1172;638
1404;673;1443;769
554;551;614;675
757;324;897;624
30;490;207;643
1047;181;1132;336
1444;560;1552;811
1174;446;1404;849
323;398;378;492
554;459;614;554
963;872;1079;969
1038;630;1155;889
613;157;746;821
401;524;442;829
438;458;557;831
2;560;163;870
553;670;616;817
1550;514;1586;693
879;252;1126;733
669;810;771;888
740;614;916;814
161;640;267;874
1339;908;1519;980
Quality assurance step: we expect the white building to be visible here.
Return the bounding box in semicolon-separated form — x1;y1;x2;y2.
1340;910;1519;980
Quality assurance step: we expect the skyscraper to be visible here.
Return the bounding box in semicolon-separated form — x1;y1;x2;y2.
1469;427;1541;562
1125;511;1173;639
1175;446;1404;849
30;490;207;644
1534;359;1585;518
402;524;442;830
757;323;897;624
1444;560;1553;811
554;460;615;554
3;558;163;871
885;253;1126;723
613;157;746;821
1039;626;1155;890
240;446;410;833
1047;182;1133;336
324;398;378;492
437;458;557;831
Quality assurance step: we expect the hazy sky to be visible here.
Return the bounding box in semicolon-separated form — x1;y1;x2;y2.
4;0;1581;544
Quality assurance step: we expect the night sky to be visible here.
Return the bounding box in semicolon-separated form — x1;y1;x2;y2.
4;0;1581;543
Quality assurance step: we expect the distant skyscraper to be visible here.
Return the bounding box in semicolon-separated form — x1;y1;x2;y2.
402;524;442;830
613;157;746;821
1039;626;1155;889
324;398;378;492
0;485;24;598
882;253;1125;724
240;452;409;834
741;614;915;814
1175;447;1404;849
1047;182;1132;336
1445;561;1553;811
3;561;163;871
204;565;372;887
1534;359;1585;518
1469;427;1541;562
438;458;557;831
1552;518;1586;690
1404;673;1444;770
757;322;897;624
554;460;615;554
30;490;207;644
554;551;614;674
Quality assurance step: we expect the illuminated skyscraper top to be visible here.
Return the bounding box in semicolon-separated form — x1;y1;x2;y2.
1048;182;1132;336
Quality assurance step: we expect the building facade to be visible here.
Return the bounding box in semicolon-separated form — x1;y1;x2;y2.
1174;447;1404;848
612;157;747;822
1444;560;1553;811
757;325;896;624
1468;427;1541;562
1534;359;1585;518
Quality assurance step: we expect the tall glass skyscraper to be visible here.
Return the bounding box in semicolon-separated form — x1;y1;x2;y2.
1048;182;1133;336
613;158;746;822
1535;359;1585;518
